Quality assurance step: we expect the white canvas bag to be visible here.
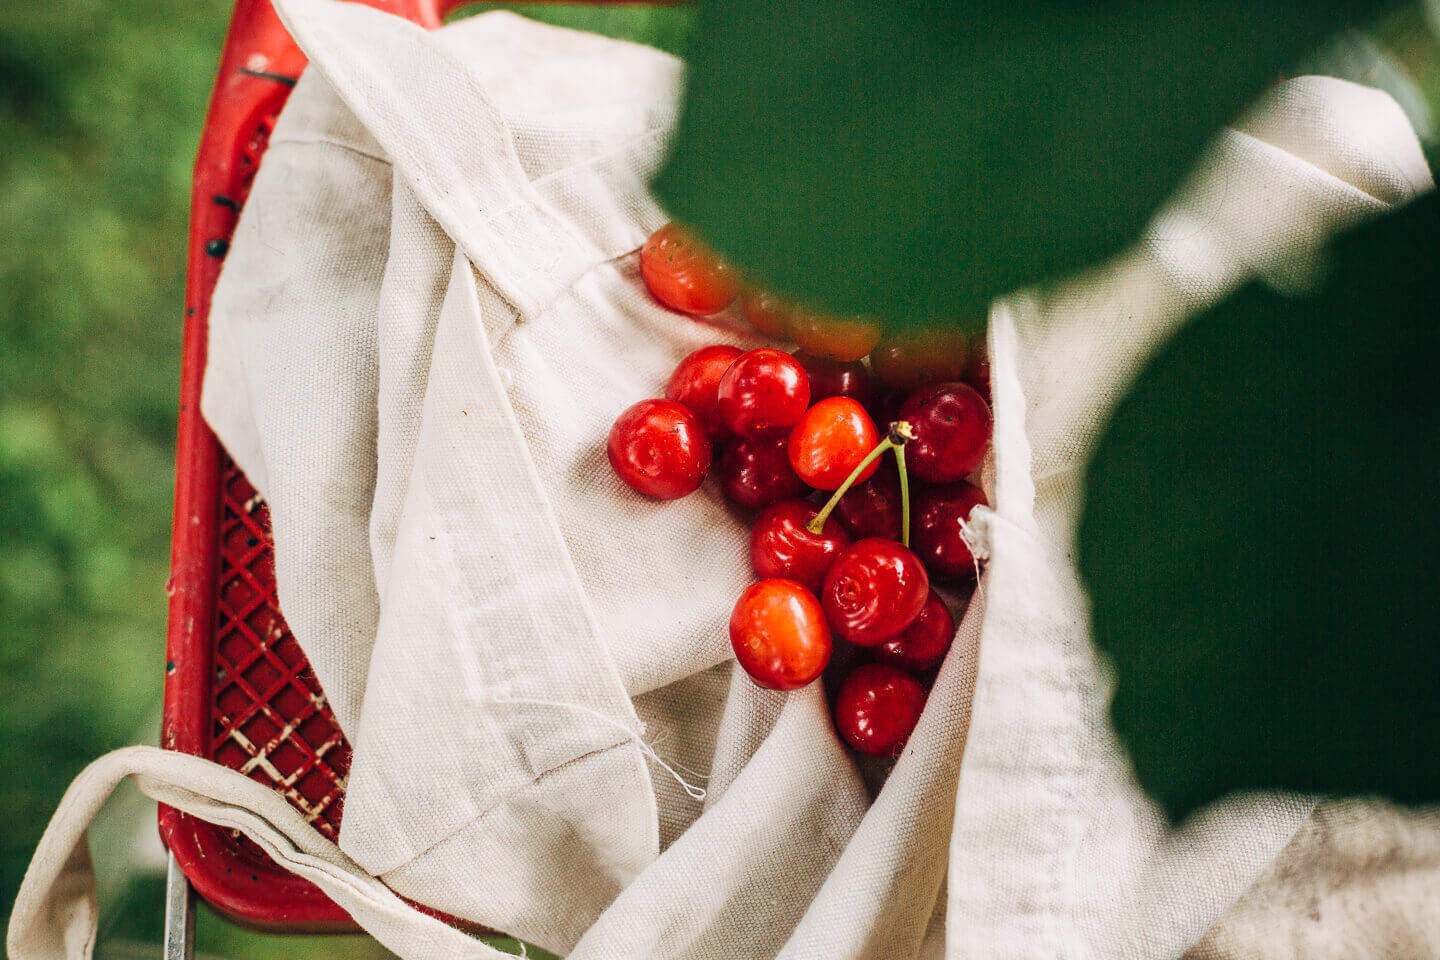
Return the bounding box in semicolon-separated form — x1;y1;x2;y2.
9;2;1433;958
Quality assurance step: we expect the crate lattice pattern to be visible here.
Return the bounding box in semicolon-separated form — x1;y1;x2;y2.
212;457;353;853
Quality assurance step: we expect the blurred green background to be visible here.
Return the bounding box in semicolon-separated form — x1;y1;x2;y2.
0;1;1433;957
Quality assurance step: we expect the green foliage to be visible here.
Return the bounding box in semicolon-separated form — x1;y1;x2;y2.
1078;192;1440;821
655;0;1389;330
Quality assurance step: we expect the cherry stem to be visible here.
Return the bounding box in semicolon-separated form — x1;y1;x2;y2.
806;420;916;540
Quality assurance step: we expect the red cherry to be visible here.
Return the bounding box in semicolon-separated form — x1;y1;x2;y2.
665;344;744;439
962;345;991;403
875;589;954;672
717;434;808;510
833;462;902;542
834;663;926;756
790;313;882;363
739;289;794;339
750;500;850;593
869;328;970;391
793;351;874;407
606;399;712;500
821;538;930;646
912;481;988;582
787;398;880;491
730;579;832;690
898;382;992;483
715;348;811;440
640;222;739;316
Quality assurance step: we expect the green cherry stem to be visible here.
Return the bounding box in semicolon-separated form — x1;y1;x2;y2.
806;420;916;539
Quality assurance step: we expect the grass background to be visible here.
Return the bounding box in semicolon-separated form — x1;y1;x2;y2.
0;1;1432;957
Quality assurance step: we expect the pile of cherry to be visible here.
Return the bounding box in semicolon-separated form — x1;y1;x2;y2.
607;224;992;759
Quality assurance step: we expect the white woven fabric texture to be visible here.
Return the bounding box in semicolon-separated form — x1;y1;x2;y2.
7;3;1435;959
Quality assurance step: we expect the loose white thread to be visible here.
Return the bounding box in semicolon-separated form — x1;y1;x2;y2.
959;505;995;584
491;695;708;801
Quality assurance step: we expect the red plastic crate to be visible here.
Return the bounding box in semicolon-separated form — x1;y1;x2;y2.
160;0;660;931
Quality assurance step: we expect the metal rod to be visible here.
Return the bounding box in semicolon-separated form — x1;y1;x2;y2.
163;850;195;960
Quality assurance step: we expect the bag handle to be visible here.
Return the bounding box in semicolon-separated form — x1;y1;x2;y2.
6;746;512;960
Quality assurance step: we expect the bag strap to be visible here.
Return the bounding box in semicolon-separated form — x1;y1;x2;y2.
6;745;511;960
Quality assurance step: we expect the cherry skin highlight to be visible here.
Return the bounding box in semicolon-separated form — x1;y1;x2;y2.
717;434;808;510
912;482;988;582
833;463;903;542
606;399;712;500
787;397;881;491
899;382;992;483
665;344;744;439
715;348;811;440
821;538;930;646
730;579;832;690
750;499;850;593
875;589;954;672
793;351;874;407
640;222;739;316
834;663;927;756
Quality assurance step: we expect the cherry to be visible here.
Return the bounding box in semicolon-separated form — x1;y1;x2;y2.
640;222;739;316
730;579;832;690
790;312;882;363
718;434;808;510
833;663;926;756
665;344;744;439
606;399;712;500
793;351;874;407
833;462;903;542
870;328;969;391
750;500;850;593
962;345;991;403
821;538;929;646
788;398;880;491
898;382;992;483
715;348;811;440
875;589;954;672
739;288;794;339
912;481;988;582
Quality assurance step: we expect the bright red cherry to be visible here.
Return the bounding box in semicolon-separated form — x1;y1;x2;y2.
787;398;880;491
739;288;794;339
750;500;850;592
606;399;712;500
717;434;808;510
665;344;743;439
834;663;927;756
870;328;970;391
912;481;988;582
898;382;992;483
730;579;832;690
715;348;811;440
875;589;954;672
833;463;902;542
821;538;930;646
793;351;874;407
640;222;739;316
790;313;882;363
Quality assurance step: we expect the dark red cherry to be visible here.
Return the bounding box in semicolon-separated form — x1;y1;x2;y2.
869;328;969;392
821;538;930;646
833;663;926;756
898;382;992;483
912;482;988;582
832;462;902;542
715;348;811;440
962;345;991;403
875;589;954;672
665;344;744;439
793;351;874;407
750;500;850;593
718;434;808;510
606;399;712;500
730;579;832;690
